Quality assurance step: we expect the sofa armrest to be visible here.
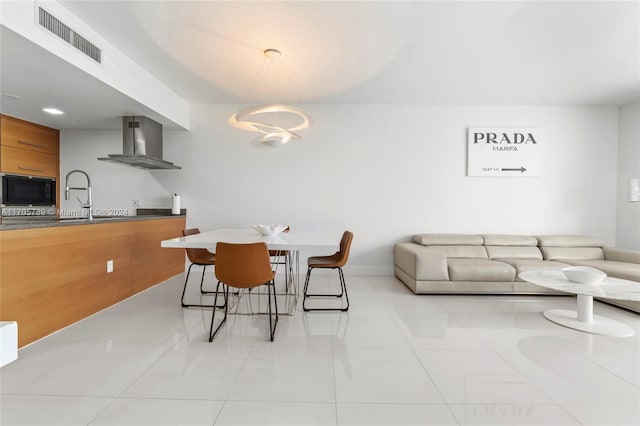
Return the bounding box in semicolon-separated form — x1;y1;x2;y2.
394;243;449;281
603;247;640;264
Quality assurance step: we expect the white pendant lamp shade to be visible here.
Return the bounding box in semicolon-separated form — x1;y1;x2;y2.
229;104;312;146
229;49;312;148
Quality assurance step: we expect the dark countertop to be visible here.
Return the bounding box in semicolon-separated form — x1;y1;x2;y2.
137;208;187;216
0;214;186;231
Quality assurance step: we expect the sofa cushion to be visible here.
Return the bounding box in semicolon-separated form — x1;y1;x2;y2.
482;234;537;246
563;260;640;282
604;247;640;264
482;234;542;259
540;247;604;261
447;259;516;282
536;235;604;248
496;259;572;281
428;245;488;259
486;246;543;260
394;243;450;281
413;234;483;246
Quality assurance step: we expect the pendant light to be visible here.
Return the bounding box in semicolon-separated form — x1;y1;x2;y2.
229;49;312;148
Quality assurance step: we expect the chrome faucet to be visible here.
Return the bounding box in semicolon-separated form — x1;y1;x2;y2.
64;169;93;221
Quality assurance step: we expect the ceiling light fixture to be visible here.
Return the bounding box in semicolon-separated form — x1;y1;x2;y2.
43;107;64;115
229;48;312;148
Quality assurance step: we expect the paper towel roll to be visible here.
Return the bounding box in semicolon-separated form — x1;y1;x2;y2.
171;194;181;215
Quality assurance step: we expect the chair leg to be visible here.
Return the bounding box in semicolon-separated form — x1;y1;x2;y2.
338;267;350;311
283;252;294;293
267;280;279;341
284;254;290;292
302;266;312;298
199;265;216;294
304;267;343;298
289;254;294;292
271;252;290;292
303;267;349;312
182;263;225;309
180;263;196;307
208;282;229;342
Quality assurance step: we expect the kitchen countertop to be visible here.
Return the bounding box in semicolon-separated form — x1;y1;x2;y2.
0;214;186;231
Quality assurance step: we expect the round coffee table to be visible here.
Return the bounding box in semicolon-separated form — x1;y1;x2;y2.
519;270;640;337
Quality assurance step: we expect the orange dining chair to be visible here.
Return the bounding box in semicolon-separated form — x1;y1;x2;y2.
302;231;353;312
180;228;219;308
208;242;278;342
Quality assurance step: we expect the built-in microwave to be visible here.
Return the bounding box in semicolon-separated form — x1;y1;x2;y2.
1;173;56;216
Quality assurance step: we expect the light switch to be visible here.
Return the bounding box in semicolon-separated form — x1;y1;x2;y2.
107;260;114;273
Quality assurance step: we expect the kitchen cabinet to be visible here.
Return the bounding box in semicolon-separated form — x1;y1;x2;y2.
0;115;59;155
0;114;60;207
0;216;186;347
0;145;59;177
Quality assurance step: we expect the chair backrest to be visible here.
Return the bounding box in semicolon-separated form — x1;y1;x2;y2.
335;231;354;267
215;242;273;288
183;228;200;237
183;228;211;263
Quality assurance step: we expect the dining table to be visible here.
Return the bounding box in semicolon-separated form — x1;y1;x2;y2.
161;227;341;315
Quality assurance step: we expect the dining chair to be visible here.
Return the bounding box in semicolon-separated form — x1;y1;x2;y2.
209;242;278;342
180;228;219;308
302;230;353;311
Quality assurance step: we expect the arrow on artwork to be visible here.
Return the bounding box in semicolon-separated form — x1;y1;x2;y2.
501;167;527;173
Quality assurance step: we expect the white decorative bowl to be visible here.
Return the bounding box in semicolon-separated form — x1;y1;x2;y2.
252;224;287;236
562;266;607;284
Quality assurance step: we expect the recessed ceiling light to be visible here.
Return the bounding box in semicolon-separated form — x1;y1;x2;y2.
43;107;64;115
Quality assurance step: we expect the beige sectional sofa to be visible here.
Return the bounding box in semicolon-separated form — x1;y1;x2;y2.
394;234;640;312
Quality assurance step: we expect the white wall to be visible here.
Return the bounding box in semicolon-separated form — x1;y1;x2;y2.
61;104;619;274
616;101;640;250
59;130;173;217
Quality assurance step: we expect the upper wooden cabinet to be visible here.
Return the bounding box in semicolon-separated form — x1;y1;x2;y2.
1;116;59;155
0;145;59;177
0;115;59;179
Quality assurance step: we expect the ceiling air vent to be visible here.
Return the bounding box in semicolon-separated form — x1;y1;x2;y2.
38;7;102;64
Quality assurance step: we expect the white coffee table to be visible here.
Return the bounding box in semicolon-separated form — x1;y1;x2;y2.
519;270;640;337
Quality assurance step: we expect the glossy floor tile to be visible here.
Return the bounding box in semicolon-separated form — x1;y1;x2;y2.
1;274;639;426
89;398;223;426
336;403;458;425
0;395;112;426
214;401;336;426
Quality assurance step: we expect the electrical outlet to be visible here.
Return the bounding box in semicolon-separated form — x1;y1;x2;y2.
107;260;114;273
132;200;140;208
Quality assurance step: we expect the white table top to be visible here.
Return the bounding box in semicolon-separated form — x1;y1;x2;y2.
161;228;340;252
519;270;640;302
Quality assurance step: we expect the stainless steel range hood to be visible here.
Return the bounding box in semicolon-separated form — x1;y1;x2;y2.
98;116;181;170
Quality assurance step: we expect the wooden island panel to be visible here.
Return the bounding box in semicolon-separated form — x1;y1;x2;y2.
130;217;186;294
0;217;186;347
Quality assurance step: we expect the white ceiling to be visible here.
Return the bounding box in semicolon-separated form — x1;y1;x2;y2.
0;26;178;130
2;1;639;129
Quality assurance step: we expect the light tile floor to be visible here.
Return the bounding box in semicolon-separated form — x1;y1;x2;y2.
1;273;639;425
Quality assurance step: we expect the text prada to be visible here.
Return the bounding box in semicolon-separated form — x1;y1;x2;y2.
473;132;537;144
